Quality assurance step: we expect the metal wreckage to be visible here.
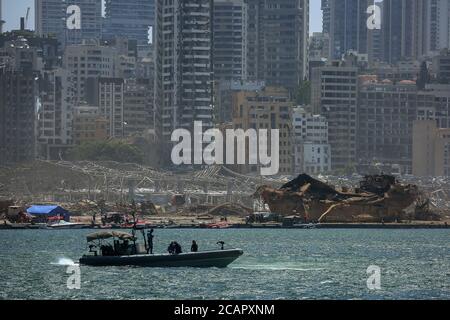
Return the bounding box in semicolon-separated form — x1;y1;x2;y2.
255;174;441;223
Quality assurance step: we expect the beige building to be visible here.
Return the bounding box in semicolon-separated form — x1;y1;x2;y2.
232;86;293;175
413;120;450;177
72;106;108;146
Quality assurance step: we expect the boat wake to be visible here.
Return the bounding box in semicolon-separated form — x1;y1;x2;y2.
51;257;77;266
230;264;325;272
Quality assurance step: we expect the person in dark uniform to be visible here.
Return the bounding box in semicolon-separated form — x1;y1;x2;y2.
174;241;182;254
168;242;175;254
191;240;198;252
147;229;154;254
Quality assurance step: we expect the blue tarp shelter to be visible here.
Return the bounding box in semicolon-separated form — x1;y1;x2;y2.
26;205;70;221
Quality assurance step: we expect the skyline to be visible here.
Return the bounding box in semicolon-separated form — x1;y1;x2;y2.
2;0;323;35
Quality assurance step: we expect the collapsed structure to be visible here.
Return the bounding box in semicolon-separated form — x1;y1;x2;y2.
255;174;440;223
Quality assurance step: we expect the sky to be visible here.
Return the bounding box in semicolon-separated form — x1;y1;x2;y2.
2;0;323;34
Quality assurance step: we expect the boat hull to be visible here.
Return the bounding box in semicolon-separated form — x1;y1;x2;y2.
79;249;243;268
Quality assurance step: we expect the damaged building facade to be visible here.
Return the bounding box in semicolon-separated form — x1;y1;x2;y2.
357;81;450;174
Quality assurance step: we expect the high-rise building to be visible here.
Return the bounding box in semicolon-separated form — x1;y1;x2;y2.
424;0;450;54
381;0;428;64
329;0;370;60
245;0;309;90
35;0;102;48
0;38;37;165
37;68;75;159
155;0;214;150
0;68;37;165
63;41;116;104
213;0;247;82
103;0;155;46
321;0;331;34
0;0;4;34
311;55;358;170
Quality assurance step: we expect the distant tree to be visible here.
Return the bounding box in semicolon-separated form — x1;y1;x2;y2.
69;140;144;164
417;61;430;90
296;80;311;105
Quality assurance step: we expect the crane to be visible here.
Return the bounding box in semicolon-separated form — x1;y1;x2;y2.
25;7;30;29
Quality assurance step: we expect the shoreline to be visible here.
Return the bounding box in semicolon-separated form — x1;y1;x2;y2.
1;222;449;230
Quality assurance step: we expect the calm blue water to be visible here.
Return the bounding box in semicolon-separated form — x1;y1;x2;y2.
0;229;449;300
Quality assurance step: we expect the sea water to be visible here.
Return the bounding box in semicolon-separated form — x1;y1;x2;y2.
0;229;449;300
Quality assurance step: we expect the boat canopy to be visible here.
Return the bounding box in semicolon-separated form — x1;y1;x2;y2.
86;231;135;242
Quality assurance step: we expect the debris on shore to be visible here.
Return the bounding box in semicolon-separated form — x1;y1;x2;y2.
255;174;442;223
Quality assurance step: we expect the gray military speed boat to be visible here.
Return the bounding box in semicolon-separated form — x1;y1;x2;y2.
79;231;243;268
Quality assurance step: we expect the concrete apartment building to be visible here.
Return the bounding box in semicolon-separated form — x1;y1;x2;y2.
373;61;421;83
214;80;265;124
0;38;38;165
86;77;156;139
63;41;116;104
0;69;37;165
413;120;450;177
154;0;214;153
311;55;358;170
432;49;450;84
37;68;75;159
72;105;108;146
232;86;293;175
357;81;450;174
86;77;125;139
213;0;247;82
35;0;102;48
103;0;155;46
292;106;331;174
357;80;421;174
245;0;309;90
123;79;155;137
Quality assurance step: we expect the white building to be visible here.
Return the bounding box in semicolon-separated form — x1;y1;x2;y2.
293;106;331;174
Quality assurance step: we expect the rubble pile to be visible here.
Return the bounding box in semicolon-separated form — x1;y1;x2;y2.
255;174;441;223
0;160;279;201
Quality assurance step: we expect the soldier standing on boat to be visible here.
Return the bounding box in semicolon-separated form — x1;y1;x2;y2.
147;229;154;254
191;240;198;252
